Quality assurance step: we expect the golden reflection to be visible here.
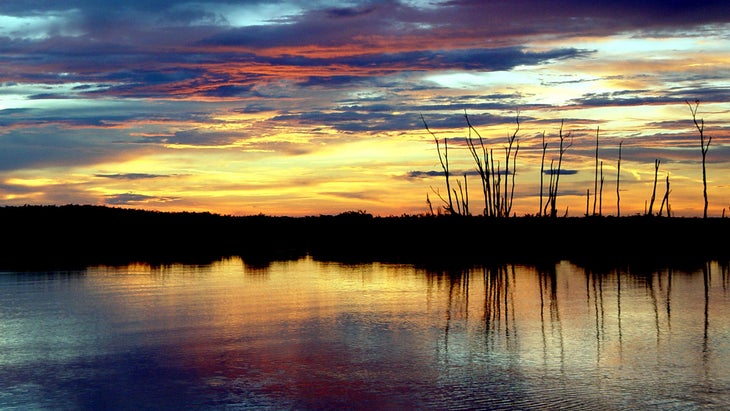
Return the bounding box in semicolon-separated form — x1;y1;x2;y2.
77;257;730;393
421;260;730;379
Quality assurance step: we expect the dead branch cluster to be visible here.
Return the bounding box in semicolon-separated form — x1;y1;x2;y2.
421;101;714;218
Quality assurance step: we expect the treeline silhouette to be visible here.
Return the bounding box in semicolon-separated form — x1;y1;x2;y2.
1;205;728;270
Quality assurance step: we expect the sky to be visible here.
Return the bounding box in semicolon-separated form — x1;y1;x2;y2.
1;0;729;217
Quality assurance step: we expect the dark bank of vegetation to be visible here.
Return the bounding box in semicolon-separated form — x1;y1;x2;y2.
1;204;728;271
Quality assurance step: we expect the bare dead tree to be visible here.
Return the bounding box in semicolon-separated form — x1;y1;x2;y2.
453;186;462;215
457;173;470;216
549;120;573;218
492;150;502;217
616;141;623;217
544;159;555;217
507;143;519;217
539;131;547;217
658;174;671;217
464;111;491;216
503;110;520;217
599;161;604;216
465;110;521;217
421;114;456;214
593;127;599;216
648;159;660;216
429;186;452;214
686;100;712;218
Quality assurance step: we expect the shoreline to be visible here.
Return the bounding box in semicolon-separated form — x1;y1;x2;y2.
2;204;728;270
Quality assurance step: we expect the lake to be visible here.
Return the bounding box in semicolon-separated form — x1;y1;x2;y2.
1;257;728;410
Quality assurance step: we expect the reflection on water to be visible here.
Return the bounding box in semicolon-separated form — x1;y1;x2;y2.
1;258;729;410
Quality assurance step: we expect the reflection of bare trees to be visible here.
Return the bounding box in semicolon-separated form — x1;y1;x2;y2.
697;261;716;382
626;267;673;348
617;268;623;355
428;259;726;384
427;268;471;353
431;264;521;352
446;269;470;350
538;264;564;370
585;269;607;362
483;264;519;349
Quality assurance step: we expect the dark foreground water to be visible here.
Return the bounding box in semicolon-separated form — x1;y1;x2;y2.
1;257;729;410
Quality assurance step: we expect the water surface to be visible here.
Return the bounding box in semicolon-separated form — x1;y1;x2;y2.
1;258;728;410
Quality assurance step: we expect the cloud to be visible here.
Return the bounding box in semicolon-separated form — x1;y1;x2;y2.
155;129;242;147
0;127;142;171
201;84;254;98
568;88;730;108
406;170;504;180
319;191;379;201
95;173;172;180
105;193;180;205
543;169;579;175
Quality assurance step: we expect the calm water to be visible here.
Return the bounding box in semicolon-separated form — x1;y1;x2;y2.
1;257;729;410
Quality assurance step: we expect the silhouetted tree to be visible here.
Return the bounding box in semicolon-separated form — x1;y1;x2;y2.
686;100;711;218
548;120;572;218
503;110;520;217
539;131;547;217
544;159;555;217
426;193;435;216
464;109;519;217
648;159;660;215
616;141;623;217
421;114;456;215
658;174;671;217
464;111;492;216
456;173;470;215
593;127;599;216
599;161;604;216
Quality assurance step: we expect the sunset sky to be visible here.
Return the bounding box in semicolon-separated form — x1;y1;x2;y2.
1;0;729;217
